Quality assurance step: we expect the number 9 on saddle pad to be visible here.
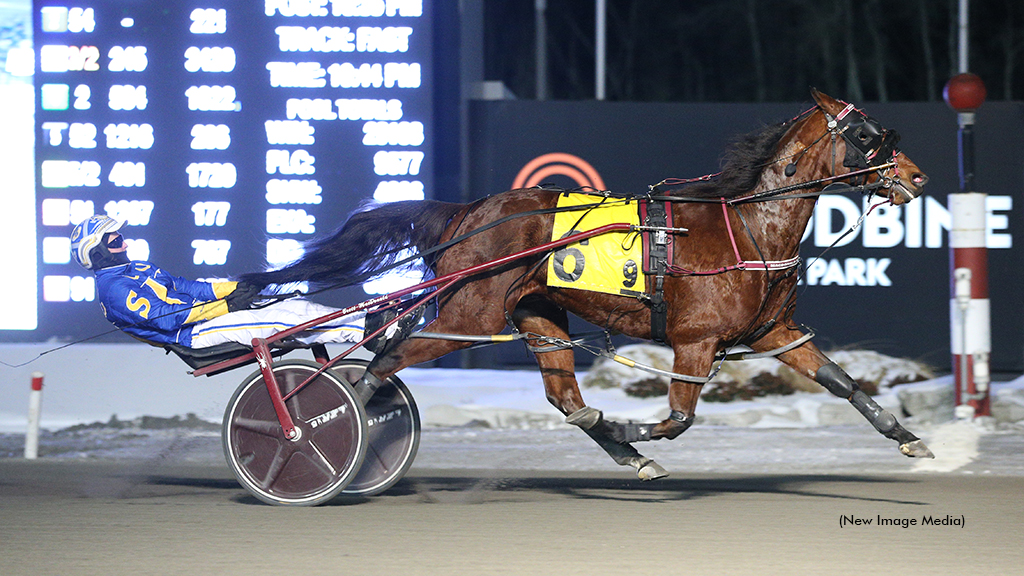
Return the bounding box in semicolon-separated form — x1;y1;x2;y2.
546;193;645;297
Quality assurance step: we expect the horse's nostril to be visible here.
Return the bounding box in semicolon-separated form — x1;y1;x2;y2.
911;173;928;186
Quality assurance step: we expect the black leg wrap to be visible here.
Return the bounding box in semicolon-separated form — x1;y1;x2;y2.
883;423;920;445
354;371;384;405
817;362;907;438
604;411;695;442
813;361;932;458
606;422;654;443
569;407;652;443
565;406;603;430
571;411;668;474
653;410;695;440
815;362;856;398
669;410;694;426
850;390;897;433
582;428;644;466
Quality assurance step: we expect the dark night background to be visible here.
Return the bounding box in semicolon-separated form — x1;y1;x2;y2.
484;0;1024;103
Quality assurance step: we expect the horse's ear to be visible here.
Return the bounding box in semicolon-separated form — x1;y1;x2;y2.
810;88;840;113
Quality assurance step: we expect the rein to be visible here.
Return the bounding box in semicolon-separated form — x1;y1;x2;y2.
727;163;894;204
649;163;894;206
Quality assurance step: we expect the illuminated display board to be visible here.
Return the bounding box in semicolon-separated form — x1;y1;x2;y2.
23;0;432;341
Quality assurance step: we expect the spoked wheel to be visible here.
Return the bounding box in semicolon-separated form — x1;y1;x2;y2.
223;360;368;506
331;360;421;497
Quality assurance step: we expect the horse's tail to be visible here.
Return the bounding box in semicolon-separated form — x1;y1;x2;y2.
237;199;464;289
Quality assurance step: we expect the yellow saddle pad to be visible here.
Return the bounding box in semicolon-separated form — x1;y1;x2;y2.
547;194;643;296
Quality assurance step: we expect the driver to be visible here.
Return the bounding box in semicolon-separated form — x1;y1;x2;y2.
70;214;375;349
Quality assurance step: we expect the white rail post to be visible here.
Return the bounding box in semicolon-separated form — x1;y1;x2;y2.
25;372;44;459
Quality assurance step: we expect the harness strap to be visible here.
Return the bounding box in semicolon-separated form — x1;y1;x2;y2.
665;201;801;277
409;332;522;343
640;200;671;343
717;330;815;361
835;103;856;122
602;351;711;384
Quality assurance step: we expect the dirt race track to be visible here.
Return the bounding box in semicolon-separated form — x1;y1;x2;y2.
2;459;1022;576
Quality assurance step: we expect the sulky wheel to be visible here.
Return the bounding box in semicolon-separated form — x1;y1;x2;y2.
223;360;368;506
331;360;421;497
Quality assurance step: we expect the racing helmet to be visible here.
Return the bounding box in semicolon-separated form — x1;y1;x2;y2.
70;215;126;270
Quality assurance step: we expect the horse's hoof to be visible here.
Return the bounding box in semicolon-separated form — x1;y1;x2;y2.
899;439;935;459
637;460;669;481
565;406;603;430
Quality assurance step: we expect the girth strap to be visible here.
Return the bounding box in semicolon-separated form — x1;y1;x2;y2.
640;200;673;343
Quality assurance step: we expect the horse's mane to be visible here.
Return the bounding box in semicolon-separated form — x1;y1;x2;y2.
669;120;794;199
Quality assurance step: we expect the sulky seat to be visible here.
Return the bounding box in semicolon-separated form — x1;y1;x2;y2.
163;341;256;371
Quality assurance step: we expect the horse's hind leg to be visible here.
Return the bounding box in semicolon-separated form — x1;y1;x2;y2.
511;297;668;480
753;328;934;458
354;290;514;401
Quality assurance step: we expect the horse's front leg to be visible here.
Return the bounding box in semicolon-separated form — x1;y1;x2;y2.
595;340;715;443
752;327;934;458
511;297;668;481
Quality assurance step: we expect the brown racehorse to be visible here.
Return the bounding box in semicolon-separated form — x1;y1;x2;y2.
241;90;934;479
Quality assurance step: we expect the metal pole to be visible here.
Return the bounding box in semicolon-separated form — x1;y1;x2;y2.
958;0;969;73
595;0;606;100
535;0;547;100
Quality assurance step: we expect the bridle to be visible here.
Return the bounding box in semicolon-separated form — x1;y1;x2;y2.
826;102;902;171
820;102;905;203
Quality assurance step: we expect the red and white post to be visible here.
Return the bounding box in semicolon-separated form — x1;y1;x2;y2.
25;372;44;459
949;195;990;418
944;73;990;419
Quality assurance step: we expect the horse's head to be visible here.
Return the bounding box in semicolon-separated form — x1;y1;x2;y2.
810;89;928;205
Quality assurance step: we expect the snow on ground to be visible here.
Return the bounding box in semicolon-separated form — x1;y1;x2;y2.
2;344;1022;475
1;366;1022;476
911;420;982;473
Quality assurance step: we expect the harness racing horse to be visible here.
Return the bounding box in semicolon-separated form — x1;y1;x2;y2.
241;90;934;480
